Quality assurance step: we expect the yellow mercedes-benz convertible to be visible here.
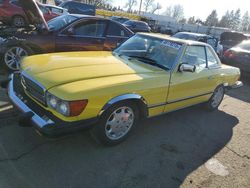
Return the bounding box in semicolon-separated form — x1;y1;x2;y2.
7;33;242;145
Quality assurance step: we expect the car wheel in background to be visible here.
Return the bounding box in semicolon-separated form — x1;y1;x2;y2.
12;16;26;27
205;85;225;111
3;45;33;71
91;101;139;146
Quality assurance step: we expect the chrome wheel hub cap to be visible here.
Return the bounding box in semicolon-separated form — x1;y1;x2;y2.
105;106;134;140
211;87;224;108
4;47;28;70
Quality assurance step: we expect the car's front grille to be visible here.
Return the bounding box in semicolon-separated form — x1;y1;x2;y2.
21;72;46;106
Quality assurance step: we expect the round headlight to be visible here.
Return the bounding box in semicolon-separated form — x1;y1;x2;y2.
58;101;69;116
49;95;58;109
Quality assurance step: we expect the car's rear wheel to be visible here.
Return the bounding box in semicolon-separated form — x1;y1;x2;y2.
4;45;33;71
12;16;26;27
91;101;139;145
205;85;224;111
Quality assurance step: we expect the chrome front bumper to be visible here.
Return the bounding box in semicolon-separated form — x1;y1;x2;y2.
230;81;243;89
8;74;54;129
7;73;97;136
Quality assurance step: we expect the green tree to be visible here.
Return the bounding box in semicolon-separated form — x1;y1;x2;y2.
232;9;241;30
240;11;250;32
218;11;230;27
187;16;196;24
205;10;218;26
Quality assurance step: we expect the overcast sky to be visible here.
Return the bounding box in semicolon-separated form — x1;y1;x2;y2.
113;0;250;20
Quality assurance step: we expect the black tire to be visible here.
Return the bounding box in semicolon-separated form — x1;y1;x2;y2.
12;15;26;27
90;101;139;146
204;85;225;111
3;45;34;72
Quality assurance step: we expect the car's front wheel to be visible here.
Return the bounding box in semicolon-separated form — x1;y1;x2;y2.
91;101;139;145
205;85;225;111
4;45;33;71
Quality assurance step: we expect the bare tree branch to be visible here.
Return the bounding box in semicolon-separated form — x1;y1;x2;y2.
151;2;162;14
125;0;137;13
143;0;154;12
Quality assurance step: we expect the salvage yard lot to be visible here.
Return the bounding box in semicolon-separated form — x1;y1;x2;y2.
0;75;249;188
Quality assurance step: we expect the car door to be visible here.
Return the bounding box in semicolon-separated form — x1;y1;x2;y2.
164;45;218;112
55;19;107;52
104;21;132;50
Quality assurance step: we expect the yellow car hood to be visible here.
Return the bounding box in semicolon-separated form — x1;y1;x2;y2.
21;51;161;89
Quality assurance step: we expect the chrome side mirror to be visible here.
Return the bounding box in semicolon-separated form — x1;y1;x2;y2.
179;63;196;73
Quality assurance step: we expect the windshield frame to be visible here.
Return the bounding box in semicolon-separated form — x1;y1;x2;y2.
114;34;183;71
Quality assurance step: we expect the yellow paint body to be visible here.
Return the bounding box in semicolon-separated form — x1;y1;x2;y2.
20;41;240;123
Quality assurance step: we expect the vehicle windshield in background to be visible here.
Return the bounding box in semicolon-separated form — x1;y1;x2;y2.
236;41;250;51
111;17;129;24
48;14;77;31
114;34;182;70
172;33;198;40
220;32;248;46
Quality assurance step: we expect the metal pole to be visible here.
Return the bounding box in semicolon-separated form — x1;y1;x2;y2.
138;0;142;15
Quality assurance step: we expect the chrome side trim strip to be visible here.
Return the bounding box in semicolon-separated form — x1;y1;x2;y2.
8;74;54;128
147;102;166;108
231;81;243;89
106;35;129;39
148;92;213;109
149;101;207;118
167;92;213;104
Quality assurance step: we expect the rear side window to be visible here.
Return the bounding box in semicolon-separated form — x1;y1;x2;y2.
73;20;106;37
206;46;219;67
124;20;133;25
138;22;147;27
107;22;127;37
50;7;63;14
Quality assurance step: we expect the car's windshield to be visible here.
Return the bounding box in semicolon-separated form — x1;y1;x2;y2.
48;15;77;31
114;34;182;70
237;41;250;51
173;33;198;41
123;20;134;25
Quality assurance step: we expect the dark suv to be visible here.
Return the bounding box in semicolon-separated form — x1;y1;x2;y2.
123;20;151;33
59;1;95;16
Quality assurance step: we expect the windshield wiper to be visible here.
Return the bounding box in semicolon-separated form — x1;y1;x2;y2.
128;55;169;70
